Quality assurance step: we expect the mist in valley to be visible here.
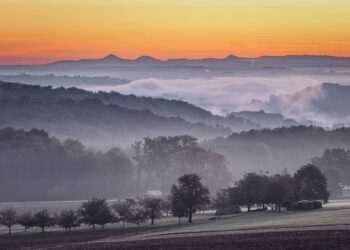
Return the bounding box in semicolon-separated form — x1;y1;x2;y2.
1;55;350;204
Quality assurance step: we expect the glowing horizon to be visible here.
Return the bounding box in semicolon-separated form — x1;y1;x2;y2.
1;0;350;64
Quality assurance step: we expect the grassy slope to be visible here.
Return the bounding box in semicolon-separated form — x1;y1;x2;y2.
138;206;350;238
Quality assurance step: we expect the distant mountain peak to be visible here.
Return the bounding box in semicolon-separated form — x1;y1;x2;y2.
102;54;122;61
135;55;160;62
224;55;238;60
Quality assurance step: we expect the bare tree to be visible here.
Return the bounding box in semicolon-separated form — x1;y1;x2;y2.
0;208;17;235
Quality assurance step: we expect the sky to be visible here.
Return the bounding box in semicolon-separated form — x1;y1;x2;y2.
1;0;350;64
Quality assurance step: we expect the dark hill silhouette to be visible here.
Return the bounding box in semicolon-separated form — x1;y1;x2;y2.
0;81;259;132
2;54;350;80
46;54;350;68
0;81;236;147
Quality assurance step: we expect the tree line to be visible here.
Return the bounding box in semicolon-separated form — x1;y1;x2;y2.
0;128;229;201
0;174;210;235
214;164;329;212
1;165;330;235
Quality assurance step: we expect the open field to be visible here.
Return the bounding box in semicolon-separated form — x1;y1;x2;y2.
61;229;350;250
139;206;350;236
2;224;350;250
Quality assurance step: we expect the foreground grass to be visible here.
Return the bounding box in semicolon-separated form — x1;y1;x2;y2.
2;206;350;249
138;206;350;237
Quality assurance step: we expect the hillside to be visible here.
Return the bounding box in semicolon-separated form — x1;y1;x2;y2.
203;126;350;178
0;81;233;147
0;81;259;134
230;110;298;128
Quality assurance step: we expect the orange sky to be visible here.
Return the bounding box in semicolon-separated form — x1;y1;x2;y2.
1;0;350;64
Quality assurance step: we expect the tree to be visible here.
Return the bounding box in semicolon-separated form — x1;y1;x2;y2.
294;164;330;202
142;135;198;192
17;212;36;232
79;198;113;230
227;186;245;207
128;203;148;228
213;189;231;209
170;191;188;224
0;208;17;235
33;209;55;233
311;148;350;196
161;195;172;217
56;209;80;232
171;174;210;223
143;198;162;225
173;146;231;194
268;174;295;211
113;199;135;228
234;172;269;212
132;141;145;197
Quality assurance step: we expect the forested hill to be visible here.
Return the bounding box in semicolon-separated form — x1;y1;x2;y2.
0;81;259;132
203;126;350;179
0;81;233;147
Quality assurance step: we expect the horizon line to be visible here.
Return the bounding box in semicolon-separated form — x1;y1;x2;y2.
1;53;349;66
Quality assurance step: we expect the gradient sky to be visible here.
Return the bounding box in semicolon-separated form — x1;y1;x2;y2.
1;0;350;64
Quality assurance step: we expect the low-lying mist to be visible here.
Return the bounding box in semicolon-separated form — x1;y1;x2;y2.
84;74;350;125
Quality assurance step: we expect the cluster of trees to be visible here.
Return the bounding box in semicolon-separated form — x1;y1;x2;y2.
131;136;231;194
312;148;350;196
0;174;211;235
0;198;160;235
0;208;56;235
215;164;329;212
0;127;134;200
0;128;228;201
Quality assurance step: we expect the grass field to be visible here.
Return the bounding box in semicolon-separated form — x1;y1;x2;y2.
1;200;350;249
141;206;350;237
63;229;350;250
